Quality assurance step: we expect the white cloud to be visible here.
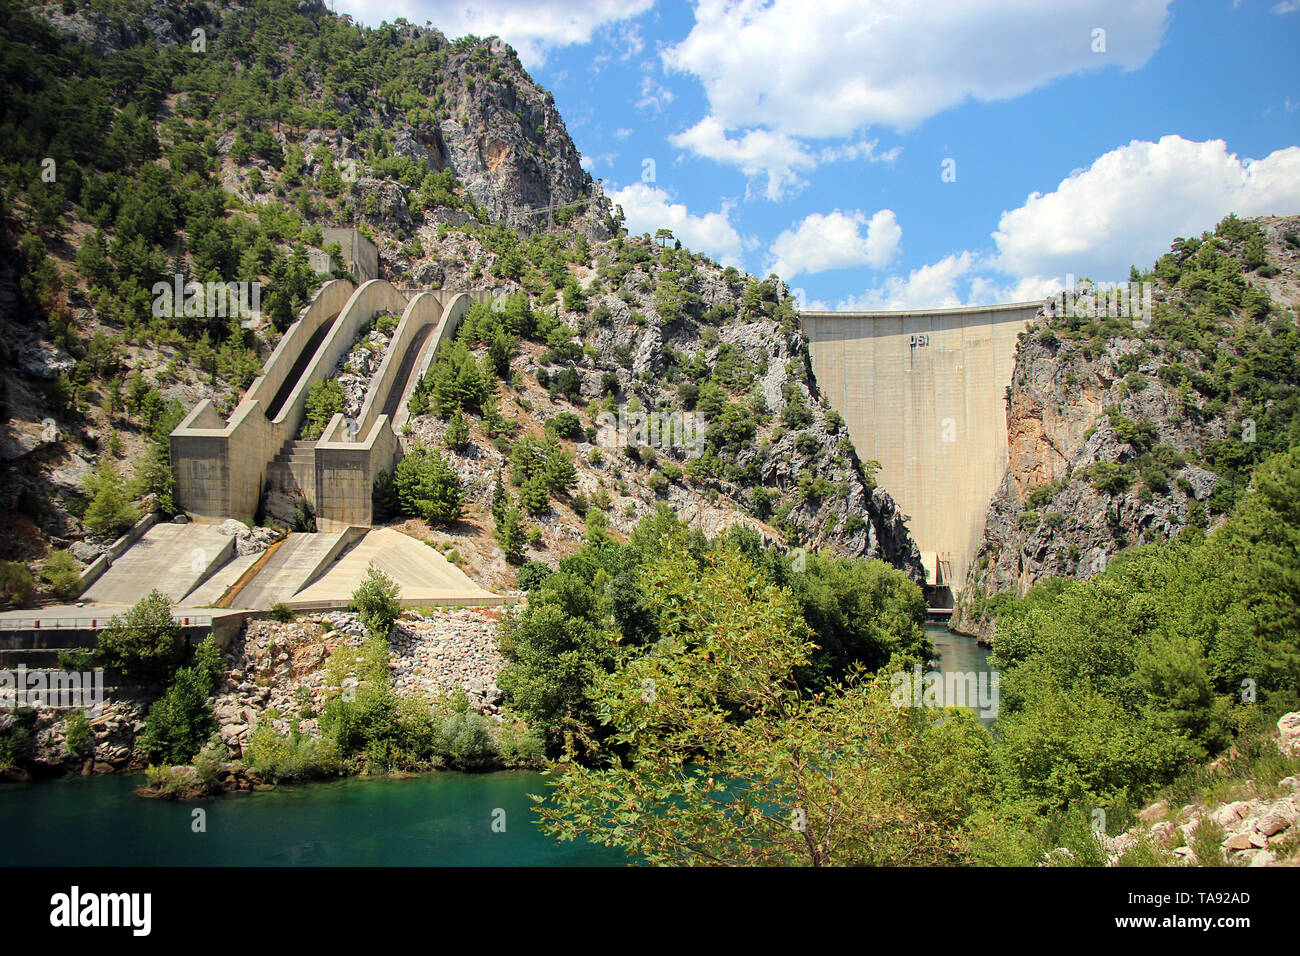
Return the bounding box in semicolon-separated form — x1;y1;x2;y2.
614;127;634;139
665;0;1170;138
635;73;676;113
827;135;1300;313
670;118;814;200
580;152;618;171
993;135;1300;281
669;118;900;201
833;253;976;311
1273;1;1300;14
332;0;654;66
829;252;1064;312
609;183;745;265
768;209;901;280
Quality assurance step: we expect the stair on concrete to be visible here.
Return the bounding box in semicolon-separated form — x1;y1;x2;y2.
82;524;235;605
266;437;316;496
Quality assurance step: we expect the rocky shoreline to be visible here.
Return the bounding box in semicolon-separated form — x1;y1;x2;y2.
0;606;514;785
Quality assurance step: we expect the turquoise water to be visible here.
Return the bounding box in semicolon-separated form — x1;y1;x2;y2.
0;770;626;866
0;628;992;866
925;624;997;727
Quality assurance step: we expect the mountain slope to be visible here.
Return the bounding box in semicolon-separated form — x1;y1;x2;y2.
0;0;920;604
954;214;1300;637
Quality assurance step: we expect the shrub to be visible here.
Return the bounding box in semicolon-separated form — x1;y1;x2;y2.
494;495;526;566
244;724;342;782
39;550;82;600
96;590;186;684
443;411;470;452
350;564;402;637
267;603;295;623
393;445;464;525
83;463;139;535
546;411;583;441
64;711;92;758
300;379;345;439
516;561;553;592
439;709;496;768
0;562;36;607
140;636;223;764
496;719;546;768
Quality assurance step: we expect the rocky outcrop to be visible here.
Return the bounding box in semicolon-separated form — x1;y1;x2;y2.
953;216;1299;638
1101;713;1300;867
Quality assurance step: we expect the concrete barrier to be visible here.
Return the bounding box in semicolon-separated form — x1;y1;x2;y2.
802;301;1041;593
170;280;357;523
77;512;160;592
390;291;483;433
170;278;490;528
315;412;398;531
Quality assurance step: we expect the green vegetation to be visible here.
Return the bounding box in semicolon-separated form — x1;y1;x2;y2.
82;462;140;535
39;549;82;600
523;445;1300;863
299;379;345;439
140;636;222;764
0;561;36;607
498;507;928;760
96;589;185;684
392;444;463;525
349;564;401;638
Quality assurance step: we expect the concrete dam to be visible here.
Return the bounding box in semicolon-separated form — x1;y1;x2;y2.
801;301;1042;599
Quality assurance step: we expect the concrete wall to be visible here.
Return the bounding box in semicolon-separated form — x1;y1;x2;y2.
77;512;160;592
314;413;398;531
271;279;411;436
393;292;488;431
171;280;357;522
802;302;1041;592
323;227;379;283
355;291;446;436
171;278;491;528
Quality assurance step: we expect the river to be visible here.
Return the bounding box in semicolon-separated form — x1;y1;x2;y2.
0;627;993;866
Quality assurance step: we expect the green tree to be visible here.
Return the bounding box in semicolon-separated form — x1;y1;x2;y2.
140;636;222;764
83;462;140;535
97;590;185;684
443;411;470;452
494;493;526;565
300;379;345;439
39;550;82;601
536;549;995;865
349;564;402;638
393;445;464;525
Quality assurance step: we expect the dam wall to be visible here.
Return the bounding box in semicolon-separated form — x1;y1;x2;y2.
802;301;1041;594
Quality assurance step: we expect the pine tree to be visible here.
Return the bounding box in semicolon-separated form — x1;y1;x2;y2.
494;493;526;565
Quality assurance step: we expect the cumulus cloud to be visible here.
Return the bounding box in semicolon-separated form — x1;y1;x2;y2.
832;253;976;311
828;135;1300;313
993;136;1300;280
609;183;745;265
768;209;901;280
670;118;900;201
662;0;1167;199
664;0;1170;138
332;0;654;65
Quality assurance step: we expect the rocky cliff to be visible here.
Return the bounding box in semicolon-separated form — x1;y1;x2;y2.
953;214;1300;638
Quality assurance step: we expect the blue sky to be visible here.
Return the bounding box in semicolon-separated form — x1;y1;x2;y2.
335;0;1300;310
